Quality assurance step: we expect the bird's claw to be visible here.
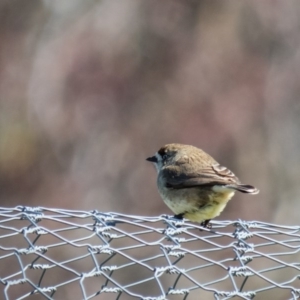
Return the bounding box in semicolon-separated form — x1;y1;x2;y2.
200;220;212;230
161;214;184;227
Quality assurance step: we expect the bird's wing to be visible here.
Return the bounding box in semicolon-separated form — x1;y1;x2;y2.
161;163;240;189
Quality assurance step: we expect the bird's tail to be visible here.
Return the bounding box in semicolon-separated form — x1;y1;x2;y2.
227;184;259;194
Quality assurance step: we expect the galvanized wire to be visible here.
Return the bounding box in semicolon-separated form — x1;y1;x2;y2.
0;206;299;300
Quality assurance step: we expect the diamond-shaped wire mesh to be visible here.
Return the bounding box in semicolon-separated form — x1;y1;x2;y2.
0;206;299;300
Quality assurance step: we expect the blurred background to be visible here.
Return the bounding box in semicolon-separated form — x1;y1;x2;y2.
1;0;300;226
2;0;300;299
0;0;300;224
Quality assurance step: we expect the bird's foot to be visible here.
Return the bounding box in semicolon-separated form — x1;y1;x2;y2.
174;213;184;220
161;214;184;228
171;214;184;227
200;219;212;230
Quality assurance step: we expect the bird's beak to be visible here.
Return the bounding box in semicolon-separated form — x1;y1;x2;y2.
146;156;158;163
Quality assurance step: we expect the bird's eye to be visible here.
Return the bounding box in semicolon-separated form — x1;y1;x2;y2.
162;154;168;160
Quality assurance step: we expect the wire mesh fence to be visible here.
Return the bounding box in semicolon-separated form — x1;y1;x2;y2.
0;206;299;300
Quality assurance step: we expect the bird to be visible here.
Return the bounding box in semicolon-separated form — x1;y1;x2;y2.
146;143;259;228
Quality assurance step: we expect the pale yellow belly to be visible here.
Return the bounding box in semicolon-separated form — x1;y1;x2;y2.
160;186;235;222
184;195;232;222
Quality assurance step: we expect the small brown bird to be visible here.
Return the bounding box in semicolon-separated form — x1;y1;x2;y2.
146;143;259;228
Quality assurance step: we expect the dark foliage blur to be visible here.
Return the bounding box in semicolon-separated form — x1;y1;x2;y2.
1;0;300;224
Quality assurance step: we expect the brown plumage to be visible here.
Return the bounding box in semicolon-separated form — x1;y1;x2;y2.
147;143;259;228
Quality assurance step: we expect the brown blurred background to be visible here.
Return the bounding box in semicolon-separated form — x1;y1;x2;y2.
1;0;300;225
